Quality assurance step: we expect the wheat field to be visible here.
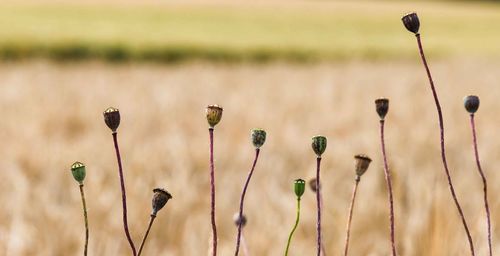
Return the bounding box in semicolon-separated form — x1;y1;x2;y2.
0;58;498;255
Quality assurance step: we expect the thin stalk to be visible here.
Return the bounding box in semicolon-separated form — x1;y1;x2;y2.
79;184;89;256
343;179;360;256
285;198;301;256
112;132;137;256
316;157;322;256
241;233;249;256
470;114;492;256
380;120;397;256
138;215;156;256
235;148;261;256
209;128;218;256
415;33;475;256
320;194;326;256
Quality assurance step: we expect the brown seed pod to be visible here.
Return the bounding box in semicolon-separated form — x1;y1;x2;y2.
206;105;223;128
103;107;121;132
151;188;172;217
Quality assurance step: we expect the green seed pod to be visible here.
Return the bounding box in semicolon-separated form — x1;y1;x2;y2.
251;129;267;149
402;12;420;34
151;188;172;217
354;154;372;177
294;179;306;198
375;98;389;120
71;161;86;184
464;95;480;114
103;107;121;132
311;136;327;157
206;105;223;128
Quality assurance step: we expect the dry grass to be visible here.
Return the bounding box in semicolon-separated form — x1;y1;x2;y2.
0;59;499;255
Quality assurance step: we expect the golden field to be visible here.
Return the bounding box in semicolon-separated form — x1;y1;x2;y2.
0;59;498;255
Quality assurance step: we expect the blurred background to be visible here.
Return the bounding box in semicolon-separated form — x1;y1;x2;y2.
0;0;499;255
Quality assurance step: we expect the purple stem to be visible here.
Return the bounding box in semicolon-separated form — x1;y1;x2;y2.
415;34;475;256
470;114;492;256
209;128;218;256
316;157;322;256
112;132;137;256
235;148;261;256
343;179;360;256
380;120;397;256
137;215;156;256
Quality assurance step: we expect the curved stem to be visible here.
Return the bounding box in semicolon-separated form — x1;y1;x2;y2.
343;179;359;256
138;215;156;256
209;128;218;256
316;157;322;256
79;184;89;256
235;148;261;256
415;34;475;256
112;132;137;256
380;120;397;256
285;198;301;256
470;114;492;256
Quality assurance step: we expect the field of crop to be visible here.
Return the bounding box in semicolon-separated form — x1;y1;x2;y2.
0;0;499;255
1;0;500;63
0;58;498;255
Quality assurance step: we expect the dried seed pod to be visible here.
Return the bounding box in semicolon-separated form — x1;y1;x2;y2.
251;129;267;149
206;105;223;128
402;12;420;34
354;154;372;177
70;161;86;184
308;177;319;193
375;98;389;120
464;95;480;114
311;136;327;157
294;179;306;198
151;188;172;217
233;213;247;227
103;107;121;132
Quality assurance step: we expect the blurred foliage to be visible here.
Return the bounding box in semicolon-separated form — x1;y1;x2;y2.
0;1;500;63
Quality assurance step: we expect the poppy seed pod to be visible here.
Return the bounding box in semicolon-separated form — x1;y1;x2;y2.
103;107;121;132
251;129;266;148
375;98;389;120
311;136;327;157
402;12;420;34
294;179;306;198
308;178;319;193
354;154;372;177
71;161;86;184
151;188;172;217
206;105;223;128
233;213;247;227
464;95;480;114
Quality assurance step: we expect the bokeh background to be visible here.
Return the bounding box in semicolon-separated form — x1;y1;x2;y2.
0;0;499;255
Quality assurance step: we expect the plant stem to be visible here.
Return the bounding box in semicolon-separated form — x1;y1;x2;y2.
316;157;322;256
470;114;492;256
285;198;301;256
415;33;475;256
320;194;326;256
343;178;359;256
209;128;218;256
241;233;249;256
112;132;137;256
379;120;397;256
79;184;89;256
138;215;156;256
235;148;261;256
